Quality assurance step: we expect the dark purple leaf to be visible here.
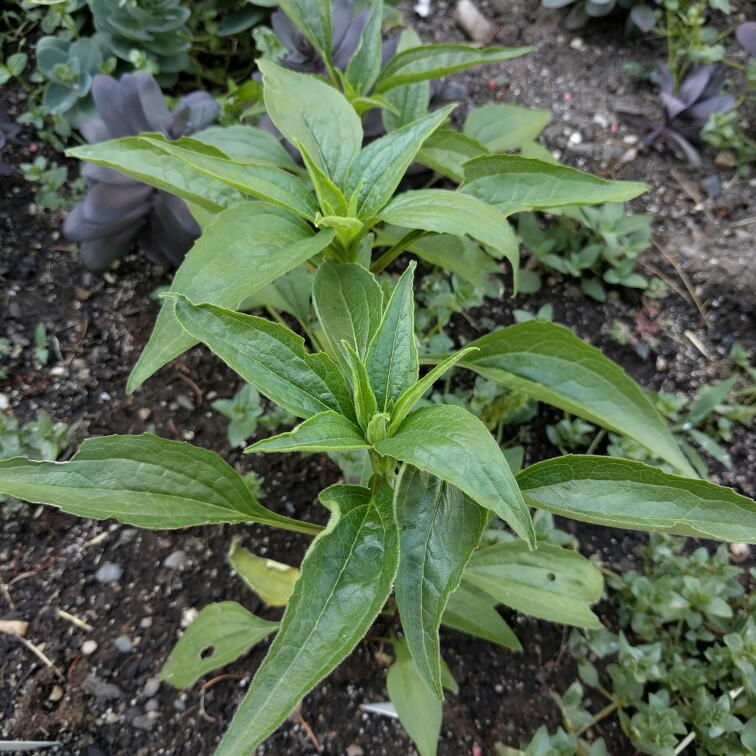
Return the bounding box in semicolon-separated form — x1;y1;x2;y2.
736;22;756;57
78;226;140;272
80;182;153;225
664;129;702;167
685;93;736;123
678;64;714;107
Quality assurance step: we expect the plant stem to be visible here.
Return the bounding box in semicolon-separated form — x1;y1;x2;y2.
575;699;620;736
586;429;606;455
371;230;426;274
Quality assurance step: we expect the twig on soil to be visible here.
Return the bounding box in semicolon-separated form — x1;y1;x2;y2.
167;418;182;440
8;551;62;587
175;371;203;406
201;673;243;690
295;706;322;753
57;609;93;632
670;169;717;223
684;330;712;359
0;577;15;609
652;240;710;329
198;687;216;723
638;261;694;307
19;373;52;397
14;635;66;681
61;319;88;362
730;215;756;228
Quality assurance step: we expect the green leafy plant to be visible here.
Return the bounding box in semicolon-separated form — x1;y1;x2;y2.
19;155;81;211
213;383;296;448
1;4;754;754
516;203;658;302
88;0;191;84
510;534;756;755
0;410;76;506
34;33;114;124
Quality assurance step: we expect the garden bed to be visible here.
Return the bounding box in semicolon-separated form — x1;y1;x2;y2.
1;2;754;754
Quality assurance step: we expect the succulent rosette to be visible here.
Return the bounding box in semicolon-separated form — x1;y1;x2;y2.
64;73;219;271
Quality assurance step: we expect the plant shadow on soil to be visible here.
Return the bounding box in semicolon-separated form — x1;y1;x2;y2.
1;4;755;754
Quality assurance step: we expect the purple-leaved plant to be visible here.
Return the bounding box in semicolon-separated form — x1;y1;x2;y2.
263;0;464;137
618;63;735;166
64;73;218;271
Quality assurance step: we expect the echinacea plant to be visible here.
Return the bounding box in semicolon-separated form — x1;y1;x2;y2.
263;0;465;137
0;99;20;176
4;2;756;754
64;72;219;271
618;63;735;166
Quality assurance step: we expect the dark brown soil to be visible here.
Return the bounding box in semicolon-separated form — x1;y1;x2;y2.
1;4;755;755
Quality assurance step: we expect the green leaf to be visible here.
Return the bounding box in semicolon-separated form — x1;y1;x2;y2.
393;466;488;697
378;189;520;282
244;265;314;327
685;375;738;427
375;45;532;94
442;581;521;650
193;124;299;169
276;0;333;69
127;205;335;392
460;155;648;215
457;322;695;476
463;104;551;153
228;541;299;606
160;602;278;689
343;342;379;430
216;481;399;755
381;29;430;133
387;638;443;756
246;411;369;453
517;455;756;543
389;347;478;434
0;434;320;534
344;1;383;96
415;129;488;182
140;134;319;219
313;261;385;373
344;105;456;220
260;60;362;185
375;404;535;546
67;138;241;212
296;139;349;216
170;296;355;422
463;541;603;628
365;262;418;412
377;226;499;291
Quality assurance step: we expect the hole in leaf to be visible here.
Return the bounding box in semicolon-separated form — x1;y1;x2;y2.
199;645;215;660
546;572;556;582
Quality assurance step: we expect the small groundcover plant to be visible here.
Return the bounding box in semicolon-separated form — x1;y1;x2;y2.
1;2;755;753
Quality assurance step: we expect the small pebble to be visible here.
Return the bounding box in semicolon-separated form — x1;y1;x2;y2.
162;550;187;569
140;617;153;629
95;563;123;584
0;394;8;410
569;37;584;50
346;746;364;756
82;640;98;656
114;635;133;653
175;394;194;411
568;131;583;145
143;677;160;698
48;685;64;702
145;698;160;713
181;607;198;628
494;683;504;694
173;698;187;712
132;712;158;731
